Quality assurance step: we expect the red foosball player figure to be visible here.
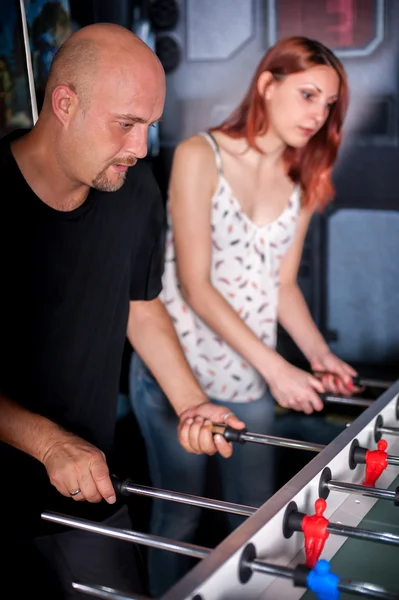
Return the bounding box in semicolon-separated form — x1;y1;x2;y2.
362;439;388;488
302;498;330;567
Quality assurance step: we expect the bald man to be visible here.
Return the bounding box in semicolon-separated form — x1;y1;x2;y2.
0;23;244;598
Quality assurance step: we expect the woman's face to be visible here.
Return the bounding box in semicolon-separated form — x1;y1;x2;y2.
264;65;340;148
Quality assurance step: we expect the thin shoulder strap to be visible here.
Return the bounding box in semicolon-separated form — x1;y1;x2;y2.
200;131;223;176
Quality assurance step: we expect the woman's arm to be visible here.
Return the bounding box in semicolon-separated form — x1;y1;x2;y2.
278;205;357;392
277;206;329;362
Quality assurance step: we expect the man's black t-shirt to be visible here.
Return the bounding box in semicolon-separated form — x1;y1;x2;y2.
0;130;165;535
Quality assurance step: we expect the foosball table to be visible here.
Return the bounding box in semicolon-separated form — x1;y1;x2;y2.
43;380;399;600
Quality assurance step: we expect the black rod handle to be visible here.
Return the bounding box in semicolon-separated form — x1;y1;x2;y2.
212;424;247;443
110;474;132;497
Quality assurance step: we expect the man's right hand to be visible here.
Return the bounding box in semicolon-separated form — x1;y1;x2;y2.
41;433;116;504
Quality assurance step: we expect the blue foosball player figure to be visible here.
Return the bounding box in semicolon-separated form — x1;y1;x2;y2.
307;559;340;600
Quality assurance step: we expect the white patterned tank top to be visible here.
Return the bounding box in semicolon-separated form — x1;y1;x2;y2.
160;132;301;402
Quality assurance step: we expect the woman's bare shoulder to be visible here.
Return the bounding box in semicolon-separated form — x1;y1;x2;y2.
172;134;218;173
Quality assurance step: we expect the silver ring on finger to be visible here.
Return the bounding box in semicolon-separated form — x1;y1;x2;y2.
69;488;81;497
222;411;233;424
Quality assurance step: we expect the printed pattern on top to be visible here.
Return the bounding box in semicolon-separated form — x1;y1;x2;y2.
160;132;301;402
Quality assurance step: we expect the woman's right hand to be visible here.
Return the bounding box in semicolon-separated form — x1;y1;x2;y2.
266;359;325;414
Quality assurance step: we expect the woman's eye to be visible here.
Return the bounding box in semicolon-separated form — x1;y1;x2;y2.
301;91;313;100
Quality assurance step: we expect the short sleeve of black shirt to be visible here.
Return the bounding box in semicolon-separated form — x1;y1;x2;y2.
129;160;166;301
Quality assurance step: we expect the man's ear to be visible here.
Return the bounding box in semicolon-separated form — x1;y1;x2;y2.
257;71;275;101
51;85;78;125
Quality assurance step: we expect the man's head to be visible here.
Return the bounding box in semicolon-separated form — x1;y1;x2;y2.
41;23;165;191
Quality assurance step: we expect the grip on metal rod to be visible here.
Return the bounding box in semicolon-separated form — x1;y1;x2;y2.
212;424;247;443
282;501;305;539
110;474;132;497
374;414;383;443
318;467;332;500
238;543;256;584
293;564;311;588
348;439;367;470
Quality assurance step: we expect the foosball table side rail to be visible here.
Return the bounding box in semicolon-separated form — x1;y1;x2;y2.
161;383;399;600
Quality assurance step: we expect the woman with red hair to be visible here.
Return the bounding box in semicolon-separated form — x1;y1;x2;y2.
130;36;357;596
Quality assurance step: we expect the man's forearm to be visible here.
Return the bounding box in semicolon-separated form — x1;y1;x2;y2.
0;394;64;463
127;298;209;416
278;283;329;364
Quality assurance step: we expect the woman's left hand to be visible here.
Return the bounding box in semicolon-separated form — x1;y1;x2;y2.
311;351;362;396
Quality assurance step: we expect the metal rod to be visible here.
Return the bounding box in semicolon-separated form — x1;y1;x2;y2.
240;431;324;453
355;378;394;389
338;579;399;599
327;522;399;546
217;426;399;462
42;512;210;561
327;480;397;502
217;425;399;462
313;372;394;390
72;583;150;600
323;395;374;408
379;426;399;437
212;425;325;453
247;559;398;599
123;482;256;516
247;558;294;579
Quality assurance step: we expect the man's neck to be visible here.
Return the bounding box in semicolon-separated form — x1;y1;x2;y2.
11;132;90;212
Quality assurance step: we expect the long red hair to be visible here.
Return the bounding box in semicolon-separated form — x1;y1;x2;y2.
212;36;348;210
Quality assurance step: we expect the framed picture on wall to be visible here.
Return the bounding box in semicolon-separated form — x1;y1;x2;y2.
266;0;386;58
